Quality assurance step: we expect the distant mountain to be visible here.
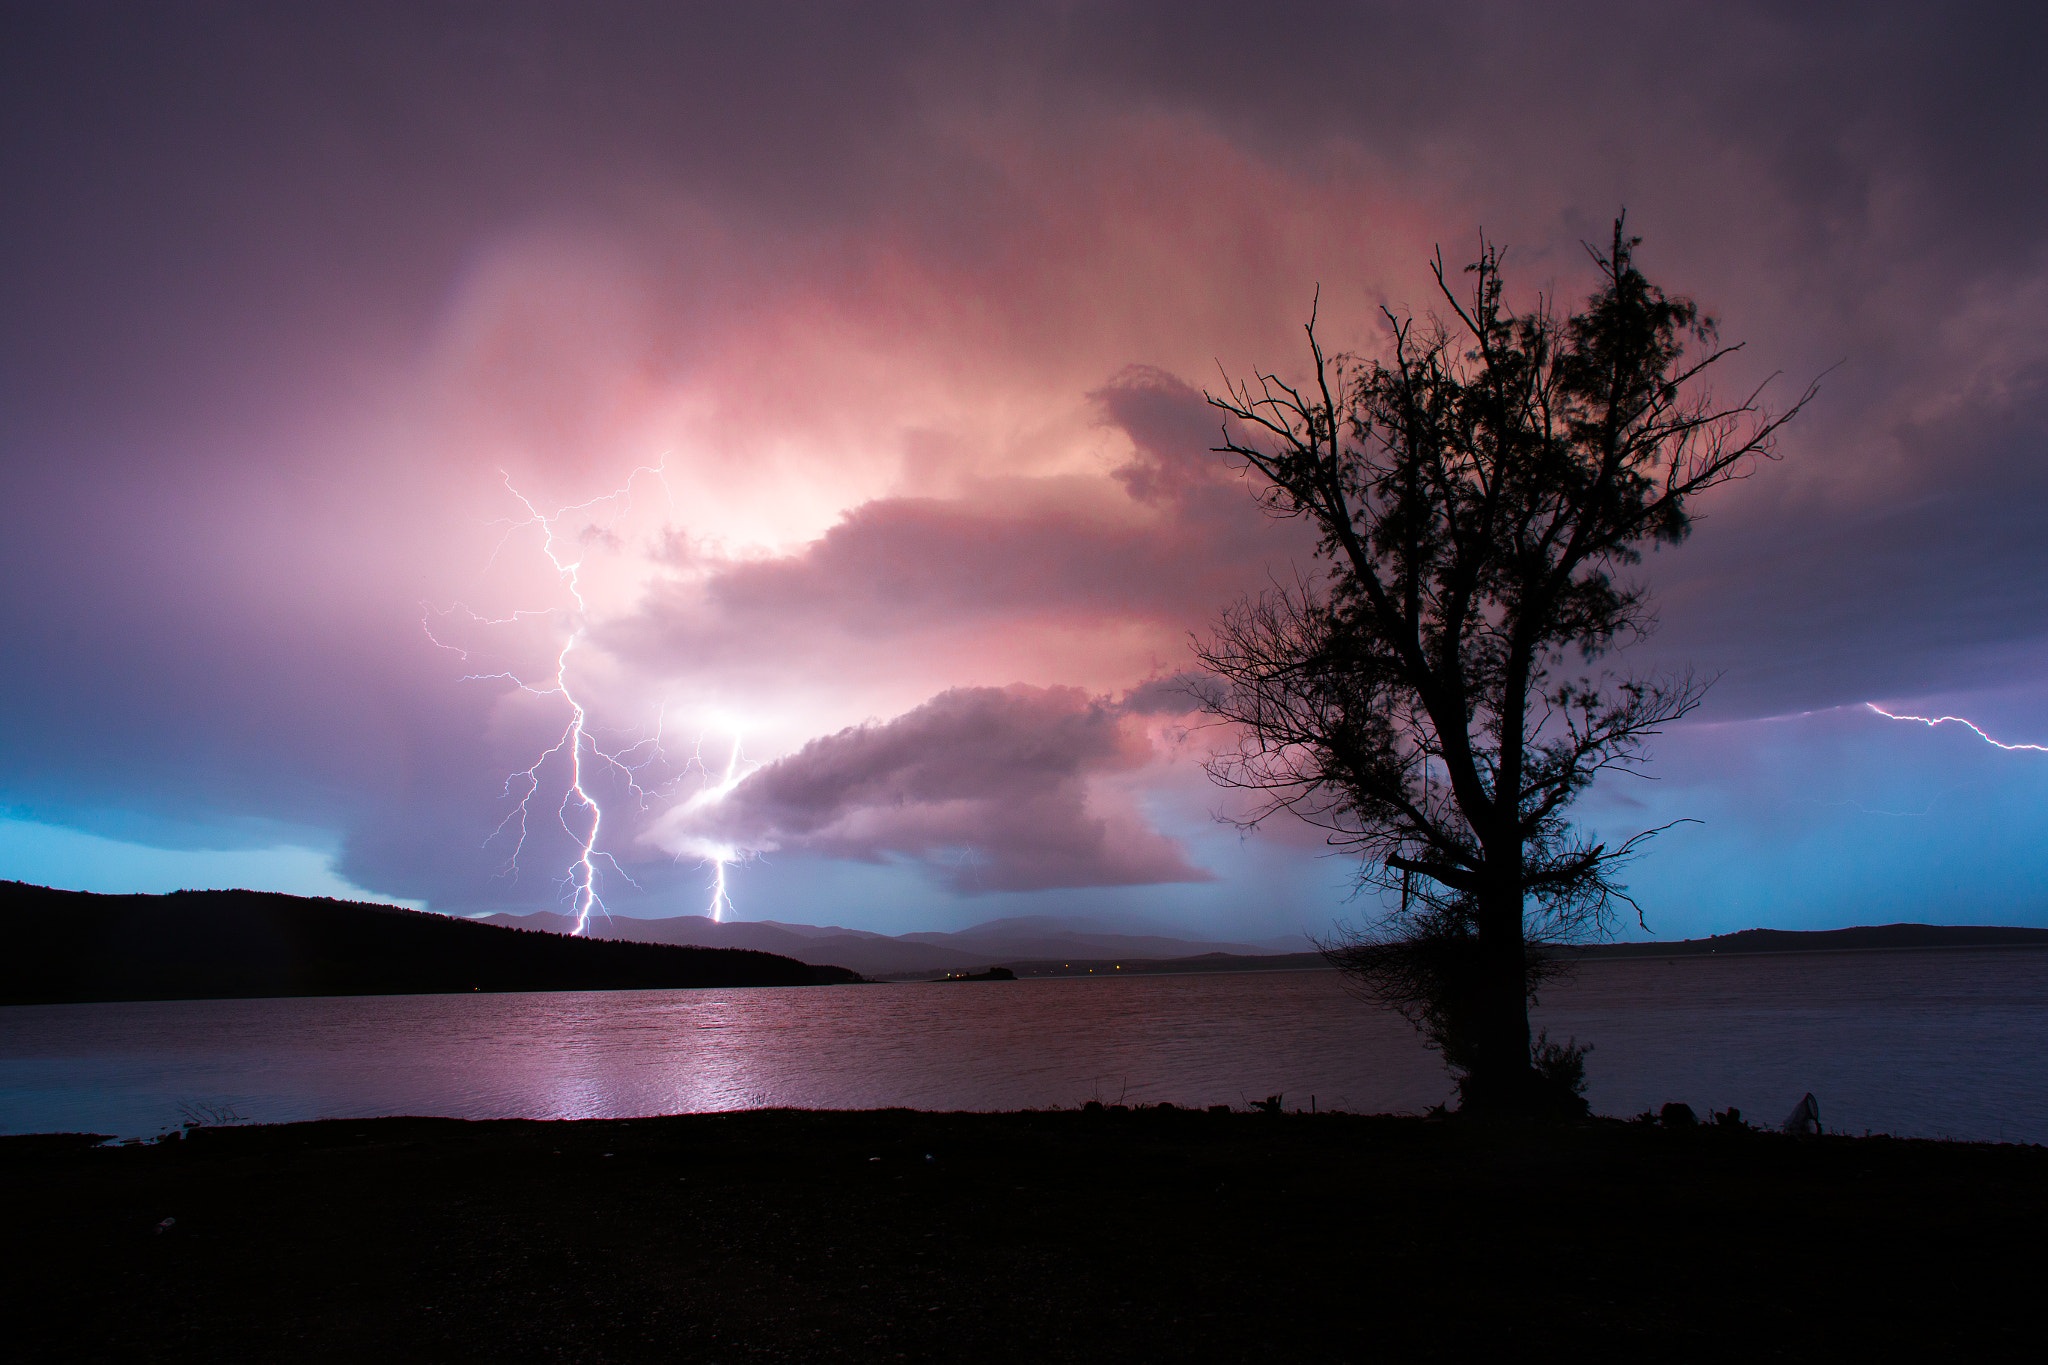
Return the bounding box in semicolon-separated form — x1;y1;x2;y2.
482;909;1291;979
896;914;1279;958
479;909;2048;979
14;882;2032;1003
1572;923;2048;957
479;910;995;979
0;882;862;1005
997;951;1332;979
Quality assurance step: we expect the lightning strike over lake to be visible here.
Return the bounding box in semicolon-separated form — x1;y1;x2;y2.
679;731;756;923
426;465;672;935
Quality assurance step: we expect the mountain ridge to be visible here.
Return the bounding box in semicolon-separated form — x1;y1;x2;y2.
479;909;1295;979
1567;923;2048;957
1;882;862;1004
483;910;2048;978
11;881;2041;1002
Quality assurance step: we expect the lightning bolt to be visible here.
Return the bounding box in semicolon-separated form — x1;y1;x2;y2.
1866;703;2048;753
426;463;672;936
681;730;756;923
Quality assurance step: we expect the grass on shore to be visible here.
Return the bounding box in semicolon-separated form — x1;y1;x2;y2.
5;1107;2043;1362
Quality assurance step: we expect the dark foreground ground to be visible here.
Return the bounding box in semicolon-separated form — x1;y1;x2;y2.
5;1110;2042;1363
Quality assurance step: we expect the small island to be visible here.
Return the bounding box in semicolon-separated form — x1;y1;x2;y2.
934;966;1016;982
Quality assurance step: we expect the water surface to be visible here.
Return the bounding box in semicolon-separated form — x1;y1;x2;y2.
4;949;2042;1142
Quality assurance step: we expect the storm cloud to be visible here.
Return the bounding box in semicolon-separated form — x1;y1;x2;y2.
654;685;1209;893
3;2;2046;935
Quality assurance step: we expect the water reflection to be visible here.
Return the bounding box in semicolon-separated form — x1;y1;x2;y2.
3;951;2044;1143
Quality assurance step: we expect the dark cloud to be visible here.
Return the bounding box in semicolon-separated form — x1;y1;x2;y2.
605;367;1316;688
1638;383;2048;718
3;2;2046;930
1117;673;1208;717
661;684;1210;893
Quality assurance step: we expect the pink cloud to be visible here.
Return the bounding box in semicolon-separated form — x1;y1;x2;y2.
11;3;2048;927
655;683;1211;892
600;367;1321;721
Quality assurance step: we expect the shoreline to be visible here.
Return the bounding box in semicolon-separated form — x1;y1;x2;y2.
11;1102;2048;1147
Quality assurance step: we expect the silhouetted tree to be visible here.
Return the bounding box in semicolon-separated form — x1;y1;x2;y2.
1195;220;1810;1115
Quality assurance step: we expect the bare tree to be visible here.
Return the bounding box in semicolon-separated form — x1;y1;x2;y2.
1194;219;1811;1115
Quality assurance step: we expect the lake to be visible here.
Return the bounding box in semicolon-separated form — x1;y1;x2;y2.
4;948;2044;1142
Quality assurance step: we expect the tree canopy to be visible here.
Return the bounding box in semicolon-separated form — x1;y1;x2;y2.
1196;220;1811;1113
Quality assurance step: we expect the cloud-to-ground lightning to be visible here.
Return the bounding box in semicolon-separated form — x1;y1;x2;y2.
1867;704;2048;753
679;731;757;922
426;464;673;935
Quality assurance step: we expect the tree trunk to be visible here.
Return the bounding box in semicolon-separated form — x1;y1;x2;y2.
1463;879;1534;1115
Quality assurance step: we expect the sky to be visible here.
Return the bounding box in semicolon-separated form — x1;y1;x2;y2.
4;1;2047;943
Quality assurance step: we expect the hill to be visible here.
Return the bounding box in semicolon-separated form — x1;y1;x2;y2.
961;951;1332;981
481;909;994;978
479;909;2048;980
1571;922;2048;958
0;882;862;1005
482;908;1294;979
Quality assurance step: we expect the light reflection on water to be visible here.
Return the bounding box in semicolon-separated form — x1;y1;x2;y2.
3;950;2043;1143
